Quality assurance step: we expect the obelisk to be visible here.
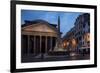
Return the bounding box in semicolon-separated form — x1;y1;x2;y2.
54;16;63;51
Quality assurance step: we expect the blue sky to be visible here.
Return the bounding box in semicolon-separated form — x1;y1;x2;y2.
21;10;84;37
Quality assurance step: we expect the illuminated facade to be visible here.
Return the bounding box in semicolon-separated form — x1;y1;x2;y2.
63;13;90;54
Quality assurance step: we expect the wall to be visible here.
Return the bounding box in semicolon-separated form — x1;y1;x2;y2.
0;0;99;73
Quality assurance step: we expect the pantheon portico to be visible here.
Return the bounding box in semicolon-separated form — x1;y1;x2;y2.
21;20;59;57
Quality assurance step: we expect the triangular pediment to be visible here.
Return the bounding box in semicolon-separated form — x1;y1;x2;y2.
22;23;57;33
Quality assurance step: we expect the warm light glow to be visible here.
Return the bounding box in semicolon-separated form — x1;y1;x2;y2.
67;42;69;46
62;40;69;48
84;33;90;42
63;42;66;47
71;38;77;48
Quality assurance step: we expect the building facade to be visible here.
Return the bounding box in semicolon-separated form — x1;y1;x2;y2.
62;13;90;54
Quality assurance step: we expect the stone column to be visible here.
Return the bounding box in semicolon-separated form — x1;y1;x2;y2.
50;36;52;51
45;36;47;54
28;35;30;54
40;35;42;54
34;36;36;55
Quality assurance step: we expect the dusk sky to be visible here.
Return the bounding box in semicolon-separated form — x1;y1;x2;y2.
21;10;84;37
